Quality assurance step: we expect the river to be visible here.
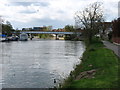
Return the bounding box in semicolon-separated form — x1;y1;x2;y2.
0;39;85;88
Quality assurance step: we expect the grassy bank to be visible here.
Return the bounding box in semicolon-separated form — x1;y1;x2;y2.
61;38;120;88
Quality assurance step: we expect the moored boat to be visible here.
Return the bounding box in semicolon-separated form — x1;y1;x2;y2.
19;33;28;41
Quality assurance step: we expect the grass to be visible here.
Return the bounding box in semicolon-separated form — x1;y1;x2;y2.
61;38;120;88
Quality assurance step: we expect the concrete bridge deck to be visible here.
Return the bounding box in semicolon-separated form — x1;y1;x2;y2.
20;31;81;35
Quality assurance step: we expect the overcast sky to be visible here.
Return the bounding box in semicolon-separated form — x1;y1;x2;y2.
0;0;119;29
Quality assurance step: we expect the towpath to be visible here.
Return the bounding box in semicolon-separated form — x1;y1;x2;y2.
102;41;120;58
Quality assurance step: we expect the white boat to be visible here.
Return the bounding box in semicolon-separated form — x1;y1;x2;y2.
0;37;6;42
0;34;6;42
19;33;28;41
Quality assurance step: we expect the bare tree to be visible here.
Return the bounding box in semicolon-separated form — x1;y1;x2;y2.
75;2;104;44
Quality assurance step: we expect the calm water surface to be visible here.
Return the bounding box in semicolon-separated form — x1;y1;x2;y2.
0;40;85;88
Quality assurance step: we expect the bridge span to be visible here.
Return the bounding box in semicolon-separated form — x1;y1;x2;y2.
19;31;81;40
20;31;81;34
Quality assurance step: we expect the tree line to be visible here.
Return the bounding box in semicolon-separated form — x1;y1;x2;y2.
1;19;15;36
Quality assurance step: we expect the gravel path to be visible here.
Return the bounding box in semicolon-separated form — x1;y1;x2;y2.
102;41;120;58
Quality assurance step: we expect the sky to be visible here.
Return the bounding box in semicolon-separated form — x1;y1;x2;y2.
0;0;119;29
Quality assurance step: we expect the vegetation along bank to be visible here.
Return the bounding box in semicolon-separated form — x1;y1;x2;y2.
60;37;120;88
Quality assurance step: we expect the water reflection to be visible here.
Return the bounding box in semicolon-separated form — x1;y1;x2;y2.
0;40;85;88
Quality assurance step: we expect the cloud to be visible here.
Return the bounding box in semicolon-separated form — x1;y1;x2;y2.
103;1;119;21
19;10;36;14
0;0;119;29
11;17;74;29
11;2;33;6
118;1;120;17
10;2;50;7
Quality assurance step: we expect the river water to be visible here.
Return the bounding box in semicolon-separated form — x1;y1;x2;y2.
0;40;85;88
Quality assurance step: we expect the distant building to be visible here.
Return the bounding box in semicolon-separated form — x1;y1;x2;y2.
21;26;54;31
22;28;32;31
32;27;45;31
52;29;65;32
112;18;120;44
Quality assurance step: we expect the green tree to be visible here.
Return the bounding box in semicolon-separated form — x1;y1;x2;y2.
64;25;74;32
2;21;14;36
64;25;77;40
0;16;4;34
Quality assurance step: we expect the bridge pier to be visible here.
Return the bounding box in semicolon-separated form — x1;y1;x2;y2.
29;34;33;40
55;34;58;40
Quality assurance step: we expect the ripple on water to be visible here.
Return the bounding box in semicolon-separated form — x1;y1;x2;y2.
1;40;85;88
29;62;42;69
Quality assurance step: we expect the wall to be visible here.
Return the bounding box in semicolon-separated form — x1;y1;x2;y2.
112;37;120;44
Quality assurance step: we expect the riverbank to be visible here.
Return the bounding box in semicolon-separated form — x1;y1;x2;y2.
61;38;120;88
